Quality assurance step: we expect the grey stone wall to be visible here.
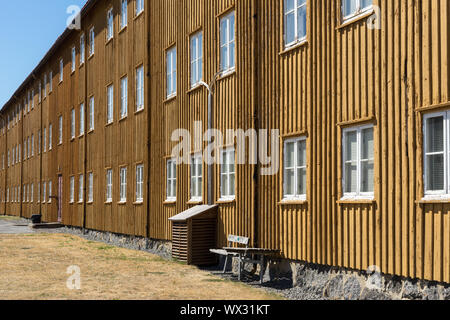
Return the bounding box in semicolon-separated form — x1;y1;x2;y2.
232;258;450;300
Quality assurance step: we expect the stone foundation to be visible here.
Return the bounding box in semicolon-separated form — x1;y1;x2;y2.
62;227;172;259
231;258;450;300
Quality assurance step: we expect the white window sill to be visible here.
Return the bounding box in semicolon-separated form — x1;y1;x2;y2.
281;196;307;203
218;68;236;79
284;38;307;51
420;195;450;203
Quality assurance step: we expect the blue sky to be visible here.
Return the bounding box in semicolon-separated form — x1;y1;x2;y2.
0;0;88;107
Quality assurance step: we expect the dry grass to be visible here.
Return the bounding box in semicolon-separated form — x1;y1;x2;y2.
0;233;282;300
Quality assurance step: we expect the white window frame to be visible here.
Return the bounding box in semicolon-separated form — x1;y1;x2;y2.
43;127;47;152
48;181;52;203
342;124;375;200
88;172;94;203
69;176;75;203
48;124;52;150
423;111;450;199
283;0;307;48
79;175;84;203
107;85;114;124
283;136;307;201
89;96;95;131
43;182;47;203
49;71;53;92
136;164;144;203
219;11;236;74
71;47;76;72
119;167;127;203
136;0;144;16
136;66;144;111
120;0;128;29
31;134;34;156
166;47;177;98
220;148;236;201
341;0;373;22
71;109;76;139
89;27;95;56
166;159;177;201
59;59;64;83
120;76;128;118
107;8;114;41
80;34;85;64
190;153;203;202
79;103;85;136
190;32;203;88
106;169;113;203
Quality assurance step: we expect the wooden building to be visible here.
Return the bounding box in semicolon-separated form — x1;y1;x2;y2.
0;0;449;284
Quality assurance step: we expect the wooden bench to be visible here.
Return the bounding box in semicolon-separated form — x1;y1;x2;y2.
210;235;280;284
210;235;249;273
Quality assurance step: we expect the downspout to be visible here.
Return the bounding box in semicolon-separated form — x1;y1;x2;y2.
82;25;88;231
0;113;7;215
146;2;151;238
19;93;25;218
251;0;260;248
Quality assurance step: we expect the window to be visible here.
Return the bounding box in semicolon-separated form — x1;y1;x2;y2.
342;0;373;21
44;74;47;98
283;137;307;201
120;167;127;202
27;136;31;157
37;184;40;203
89;27;95;56
136;0;144;15
220;11;236;73
23;185;26;203
43;182;46;203
48;124;52;150
136;164;144;203
80;34;85;64
71;47;76;72
31;90;34;109
220;148;235;200
106;169;113;202
107;85;114;124
79;175;84;203
59;116;63;144
39;82;42;103
190;32;203;87
79;103;85;136
190;154;203;201
120;76;128;118
71;109;76;139
120;0;128;29
136;66;144;111
166;159;177;201
88;172;94;203
423;111;450;198
48;181;52;203
342;125;374;199
31;183;34;203
38;130;41;154
70;176;75;203
166;47;177;98
284;0;307;47
49;71;53;92
107;8;114;41
59;59;64;83
43;127;47;152
89;97;95;131
31;134;34;156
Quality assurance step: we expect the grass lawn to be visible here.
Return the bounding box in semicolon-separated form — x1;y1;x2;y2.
0;233;282;300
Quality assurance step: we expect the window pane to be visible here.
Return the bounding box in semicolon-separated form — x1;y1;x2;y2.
297;140;306;167
297;5;307;39
361;160;374;193
345;131;358;161
285;142;295;168
343;0;357;17
427;154;445;191
297;167;307;195
285;0;294;12
285;168;295;195
285;12;295;44
345;163;358;193
361;0;373;10
361;128;374;160
229;172;235;196
426;117;444;153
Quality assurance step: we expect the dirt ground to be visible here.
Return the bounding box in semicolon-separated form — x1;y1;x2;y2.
0;231;282;300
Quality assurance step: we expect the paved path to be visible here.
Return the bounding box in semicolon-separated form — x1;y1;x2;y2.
0;217;35;234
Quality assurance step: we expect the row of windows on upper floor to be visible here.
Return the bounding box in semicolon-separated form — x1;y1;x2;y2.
1;164;145;206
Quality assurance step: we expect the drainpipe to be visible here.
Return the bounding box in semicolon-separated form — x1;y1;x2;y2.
251;0;260;248
0;113;7;216
199;77;218;206
82;25;88;231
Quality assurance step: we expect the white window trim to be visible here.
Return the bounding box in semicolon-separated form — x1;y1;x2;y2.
423;111;450;200
190;153;203;202
284;0;307;49
120;0;128;30
80;34;85;65
136;66;145;111
136;164;144;203
219;147;236;201
89;27;95;56
89;97;95;131
107;85;114;124
190;32;203;88
71;47;76;72
341;124;375;201
136;0;144;16
341;0;373;23
119;167;127;203
107;8;114;41
106;169;113;203
282;136;307;202
88;172;94;203
69;177;75;203
78;175;84;203
79;103;85;136
220;11;236;74
59;59;64;83
166;159;177;202
166;47;177;99
120;76;128;119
